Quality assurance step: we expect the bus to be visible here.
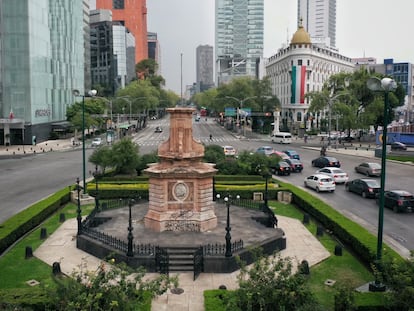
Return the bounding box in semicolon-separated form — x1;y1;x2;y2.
271;132;292;144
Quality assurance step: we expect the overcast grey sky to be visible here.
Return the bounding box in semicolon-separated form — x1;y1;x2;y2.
147;0;414;95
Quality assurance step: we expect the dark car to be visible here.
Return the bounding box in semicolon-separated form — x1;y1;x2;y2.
284;158;304;172
390;142;407;151
377;190;414;213
345;178;380;198
283;150;300;160
154;126;163;133
270;161;291;176
311;156;341;168
339;136;355;143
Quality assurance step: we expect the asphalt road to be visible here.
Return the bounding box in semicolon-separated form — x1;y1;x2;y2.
1;116;413;256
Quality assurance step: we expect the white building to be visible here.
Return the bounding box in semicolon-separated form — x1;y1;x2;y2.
266;23;354;134
298;0;337;48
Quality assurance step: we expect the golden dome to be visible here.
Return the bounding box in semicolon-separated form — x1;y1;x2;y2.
290;19;311;45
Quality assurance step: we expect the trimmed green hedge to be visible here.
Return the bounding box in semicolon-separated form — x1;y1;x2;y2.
0;186;72;255
277;180;403;265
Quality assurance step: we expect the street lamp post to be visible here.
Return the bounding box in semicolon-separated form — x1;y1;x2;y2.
93;165;100;212
225;96;257;136
73;89;97;193
127;198;135;257
216;193;239;257
367;77;397;292
76;177;82;235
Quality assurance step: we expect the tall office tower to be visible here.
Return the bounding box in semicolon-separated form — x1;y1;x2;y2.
297;0;336;48
90;9;136;95
96;0;148;65
147;32;161;75
0;0;84;145
215;0;264;85
196;45;214;92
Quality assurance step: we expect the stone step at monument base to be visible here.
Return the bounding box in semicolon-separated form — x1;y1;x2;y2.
166;247;200;272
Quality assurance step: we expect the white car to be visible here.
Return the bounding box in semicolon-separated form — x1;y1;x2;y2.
223;145;236;156
304;174;336;193
316;167;349;184
91;137;102;147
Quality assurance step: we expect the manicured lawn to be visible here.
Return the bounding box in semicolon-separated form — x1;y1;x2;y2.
0;203;94;290
270;201;375;309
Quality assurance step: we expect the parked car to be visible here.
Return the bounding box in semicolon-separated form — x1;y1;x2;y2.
355;162;381;177
223;145;236;156
270;161;291;176
345;178;381;198
256;146;275;156
304;174;336;193
154;126;163;133
316;167;349;184
376;190;414;213
311;156;341;168
339;136;355;143
284;158;304;172
283;149;300;160
390;142;407;151
91;137;102;147
271;150;290;160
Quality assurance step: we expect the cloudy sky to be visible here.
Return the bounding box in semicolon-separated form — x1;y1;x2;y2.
146;0;413;95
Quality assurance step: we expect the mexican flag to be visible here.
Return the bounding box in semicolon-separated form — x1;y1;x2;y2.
291;66;306;104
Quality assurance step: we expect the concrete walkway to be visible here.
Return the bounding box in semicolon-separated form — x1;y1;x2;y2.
34;216;330;311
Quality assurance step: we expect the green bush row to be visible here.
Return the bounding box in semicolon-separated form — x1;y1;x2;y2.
214;175;266;182
0;186;72;255
277;180;403;266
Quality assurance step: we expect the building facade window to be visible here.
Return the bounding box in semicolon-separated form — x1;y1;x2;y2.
113;0;124;9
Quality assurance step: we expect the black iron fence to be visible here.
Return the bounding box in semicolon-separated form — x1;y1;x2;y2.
203;239;244;256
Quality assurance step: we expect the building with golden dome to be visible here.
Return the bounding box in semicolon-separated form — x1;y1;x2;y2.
266;23;354;135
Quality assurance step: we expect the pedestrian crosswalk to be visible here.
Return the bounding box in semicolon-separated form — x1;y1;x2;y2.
134;136;239;146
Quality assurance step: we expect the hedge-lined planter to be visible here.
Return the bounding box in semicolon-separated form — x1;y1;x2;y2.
0;187;72;255
277;180;403;265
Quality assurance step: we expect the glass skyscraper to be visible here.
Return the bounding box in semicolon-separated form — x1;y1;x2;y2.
215;0;264;85
0;0;84;145
297;0;336;48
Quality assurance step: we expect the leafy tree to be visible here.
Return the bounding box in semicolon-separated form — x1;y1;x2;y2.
228;252;321;311
50;260;178;311
204;144;225;164
110;138;140;175
381;257;414;310
135;58;165;89
136;151;159;175
89;146;113;173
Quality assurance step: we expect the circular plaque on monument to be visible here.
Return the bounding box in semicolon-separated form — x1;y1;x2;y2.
173;182;189;201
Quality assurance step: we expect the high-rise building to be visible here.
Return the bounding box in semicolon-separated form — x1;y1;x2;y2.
90;9;136;95
215;0;264;85
196;45;214;92
147;32;161;76
297;0;336;48
95;0;148;65
0;0;85;145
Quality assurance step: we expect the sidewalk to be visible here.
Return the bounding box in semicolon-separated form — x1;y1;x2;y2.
34;216;330;311
0;137;75;157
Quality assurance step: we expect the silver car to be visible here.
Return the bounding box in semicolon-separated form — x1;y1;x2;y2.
355;162;381;177
304;174;336;193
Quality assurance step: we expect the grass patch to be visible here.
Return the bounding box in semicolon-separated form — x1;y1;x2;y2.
387;154;414;162
0;203;94;290
270;201;374;309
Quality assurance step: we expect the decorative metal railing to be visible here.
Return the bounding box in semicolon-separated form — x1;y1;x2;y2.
203;239;244;256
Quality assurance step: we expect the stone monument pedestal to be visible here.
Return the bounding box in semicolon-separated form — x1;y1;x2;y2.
144;107;218;232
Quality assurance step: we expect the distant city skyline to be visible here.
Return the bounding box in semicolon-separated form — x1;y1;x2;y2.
146;0;414;95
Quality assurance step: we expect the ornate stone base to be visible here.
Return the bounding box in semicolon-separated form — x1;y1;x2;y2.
144;209;217;232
